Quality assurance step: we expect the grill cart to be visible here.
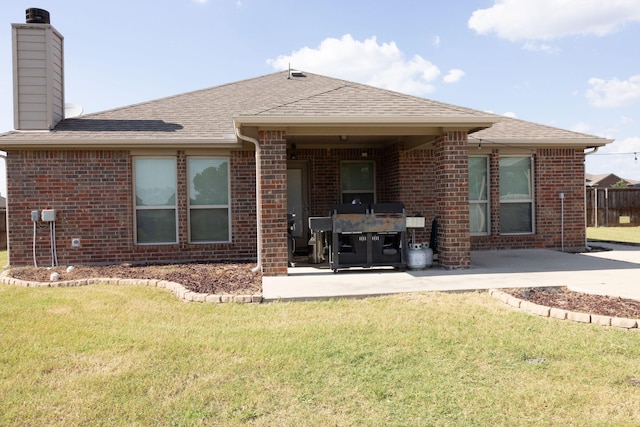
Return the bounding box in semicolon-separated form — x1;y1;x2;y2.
328;203;406;273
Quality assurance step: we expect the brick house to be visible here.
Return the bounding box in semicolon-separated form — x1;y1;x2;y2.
0;15;612;276
585;173;639;188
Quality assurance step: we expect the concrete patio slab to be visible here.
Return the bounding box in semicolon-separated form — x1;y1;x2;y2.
262;242;640;301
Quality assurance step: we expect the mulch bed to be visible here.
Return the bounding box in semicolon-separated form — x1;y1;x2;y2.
6;262;262;295
505;287;640;319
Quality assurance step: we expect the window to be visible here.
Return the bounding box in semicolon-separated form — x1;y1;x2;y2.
188;157;230;243
134;157;177;244
341;161;375;204
499;156;534;234
469;156;489;234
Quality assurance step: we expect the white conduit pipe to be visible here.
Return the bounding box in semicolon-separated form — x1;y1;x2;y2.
50;221;58;267
235;127;262;274
49;222;56;267
54;222;58;266
33;221;38;267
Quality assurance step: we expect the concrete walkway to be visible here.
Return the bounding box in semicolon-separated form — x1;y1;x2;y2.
262;242;640;301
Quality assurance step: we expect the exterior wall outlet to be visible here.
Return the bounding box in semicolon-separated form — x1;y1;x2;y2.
71;238;81;248
31;210;39;222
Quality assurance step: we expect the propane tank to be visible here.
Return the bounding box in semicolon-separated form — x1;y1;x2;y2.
407;243;429;270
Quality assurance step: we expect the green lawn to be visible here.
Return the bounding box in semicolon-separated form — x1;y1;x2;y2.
587;226;640;244
1;284;639;426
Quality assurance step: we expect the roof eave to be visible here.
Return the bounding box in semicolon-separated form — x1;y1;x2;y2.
470;137;614;148
0;137;243;150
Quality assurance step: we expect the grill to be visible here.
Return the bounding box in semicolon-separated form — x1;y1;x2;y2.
328;203;406;272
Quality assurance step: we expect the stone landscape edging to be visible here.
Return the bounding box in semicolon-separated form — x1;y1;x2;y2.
0;270;263;304
489;288;639;329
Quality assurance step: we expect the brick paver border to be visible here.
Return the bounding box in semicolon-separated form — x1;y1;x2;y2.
0;271;262;304
489;288;638;329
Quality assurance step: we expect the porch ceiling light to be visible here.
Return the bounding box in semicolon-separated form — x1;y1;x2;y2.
339;135;349;141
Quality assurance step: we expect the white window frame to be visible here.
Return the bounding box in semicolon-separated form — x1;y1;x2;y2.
340;160;376;204
133;156;178;245
187;156;232;244
469;156;490;236
499;156;535;235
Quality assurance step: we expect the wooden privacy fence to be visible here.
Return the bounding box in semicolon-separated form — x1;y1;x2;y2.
586;188;640;227
0;211;5;250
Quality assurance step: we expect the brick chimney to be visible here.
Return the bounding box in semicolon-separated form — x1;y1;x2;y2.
12;8;65;130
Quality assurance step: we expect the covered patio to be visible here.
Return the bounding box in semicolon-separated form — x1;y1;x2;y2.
263;244;640;301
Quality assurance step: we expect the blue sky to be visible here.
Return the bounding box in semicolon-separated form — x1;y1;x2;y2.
1;0;639;196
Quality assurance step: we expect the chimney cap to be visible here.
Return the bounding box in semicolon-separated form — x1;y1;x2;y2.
26;8;50;24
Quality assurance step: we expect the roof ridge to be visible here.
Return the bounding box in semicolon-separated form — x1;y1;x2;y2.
251;83;352;115
325;74;500;117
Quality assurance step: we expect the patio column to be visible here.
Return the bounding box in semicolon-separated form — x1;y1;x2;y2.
434;131;471;269
258;130;289;276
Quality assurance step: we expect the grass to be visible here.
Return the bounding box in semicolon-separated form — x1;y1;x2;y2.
1;284;639;426
587;226;640;244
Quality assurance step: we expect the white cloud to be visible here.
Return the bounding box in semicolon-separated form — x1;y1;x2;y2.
443;69;465;83
606;136;640;154
468;0;640;41
193;0;242;5
502;112;517;118
267;34;441;96
432;36;441;47
571;122;592;134
522;42;560;54
586;75;640;107
585;135;639;179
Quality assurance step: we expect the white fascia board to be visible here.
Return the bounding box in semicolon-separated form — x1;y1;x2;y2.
475;137;614;148
0;137;242;149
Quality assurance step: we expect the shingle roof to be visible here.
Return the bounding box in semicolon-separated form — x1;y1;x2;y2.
0;70;612;148
472;115;609;144
585;173;639;187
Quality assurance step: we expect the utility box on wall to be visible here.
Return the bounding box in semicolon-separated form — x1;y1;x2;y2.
41;209;56;222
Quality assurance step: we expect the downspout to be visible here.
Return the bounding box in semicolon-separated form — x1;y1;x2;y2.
583;147;599;250
235;127;262;273
584;147;599;156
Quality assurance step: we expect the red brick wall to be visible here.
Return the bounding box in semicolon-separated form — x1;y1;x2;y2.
6;149;257;266
433;132;471;268
535;148;586;249
297;148;340;216
396;147;436;244
258;131;289;276
471;148;586;251
293;147;397;217
5;143;587;271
